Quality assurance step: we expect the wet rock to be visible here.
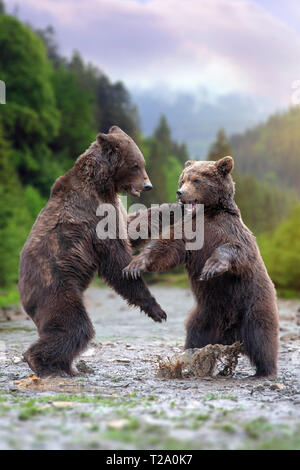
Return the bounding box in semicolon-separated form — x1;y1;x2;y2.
14;375;86;393
107;293;116;299
51;401;76;409
254;384;265;391
107;419;130;430
12;356;22;364
270;383;286;391
81;347;96;358
76;360;94;374
157;342;242;379
280;332;300;342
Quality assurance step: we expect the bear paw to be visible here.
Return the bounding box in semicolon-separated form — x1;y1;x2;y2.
123;256;147;279
198;257;229;281
147;304;167;323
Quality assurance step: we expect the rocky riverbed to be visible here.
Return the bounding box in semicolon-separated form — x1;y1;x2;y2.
0;287;299;450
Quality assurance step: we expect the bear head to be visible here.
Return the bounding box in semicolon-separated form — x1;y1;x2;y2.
177;156;235;213
97;126;152;197
75;126;152;200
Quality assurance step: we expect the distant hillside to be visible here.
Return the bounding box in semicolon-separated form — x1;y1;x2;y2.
231;107;300;196
132;87;272;158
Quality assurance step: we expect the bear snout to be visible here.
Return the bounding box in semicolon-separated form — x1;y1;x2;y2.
143;183;153;191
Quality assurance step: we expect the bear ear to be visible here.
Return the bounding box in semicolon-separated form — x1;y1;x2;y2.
184;160;194;168
97;132;119;149
108;125;125;135
97;132;110;145
215;156;234;176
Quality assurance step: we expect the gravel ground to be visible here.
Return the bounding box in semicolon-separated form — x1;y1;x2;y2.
0;286;299;450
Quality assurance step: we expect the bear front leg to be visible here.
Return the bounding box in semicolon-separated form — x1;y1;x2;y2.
97;241;167;323
123;238;186;278
199;243;247;281
127;202;183;249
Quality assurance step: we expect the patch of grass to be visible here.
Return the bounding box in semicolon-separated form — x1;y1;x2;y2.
102;421;201;450
18;400;48;421
195;413;210;421
203;393;237;402
146;271;189;288
34;393;139;408
244;417;274;439
146;395;157;401
276;288;300;300
0;286;20;308
241;425;300;450
220;423;236;434
0;394;8;403
79;411;92;419
255;434;300;450
88;424;99;432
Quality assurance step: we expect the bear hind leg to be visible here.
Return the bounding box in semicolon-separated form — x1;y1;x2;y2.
184;307;222;349
241;317;278;378
24;293;95;378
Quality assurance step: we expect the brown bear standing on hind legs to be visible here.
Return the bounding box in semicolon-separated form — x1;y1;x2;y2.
123;157;279;378
18;126;168;378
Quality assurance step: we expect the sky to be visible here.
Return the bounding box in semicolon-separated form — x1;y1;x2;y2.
4;0;300;106
4;0;300;154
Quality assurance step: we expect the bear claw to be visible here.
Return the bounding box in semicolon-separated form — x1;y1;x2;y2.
198;258;229;281
122;268;141;279
123;258;147;279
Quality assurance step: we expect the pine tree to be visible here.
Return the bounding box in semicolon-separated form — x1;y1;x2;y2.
0;117;31;287
154;115;172;155
0;15;60;194
207;128;232;161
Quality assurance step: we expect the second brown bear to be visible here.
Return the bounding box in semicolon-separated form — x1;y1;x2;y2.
124;157;279;378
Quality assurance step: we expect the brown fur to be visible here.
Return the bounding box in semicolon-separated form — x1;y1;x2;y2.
18;126;167;378
124;157;279;378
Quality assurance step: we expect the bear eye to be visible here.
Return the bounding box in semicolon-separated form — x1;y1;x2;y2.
132;163;139;170
193;179;200;185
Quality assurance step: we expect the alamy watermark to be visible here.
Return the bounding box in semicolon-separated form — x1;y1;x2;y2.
0;80;5;104
96;198;204;250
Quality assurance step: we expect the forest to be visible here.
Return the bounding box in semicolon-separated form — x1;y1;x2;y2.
0;3;299;307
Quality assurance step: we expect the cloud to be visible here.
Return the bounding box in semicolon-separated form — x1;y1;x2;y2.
6;0;300;104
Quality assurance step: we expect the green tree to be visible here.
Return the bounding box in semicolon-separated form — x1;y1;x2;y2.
154;115;172;155
235;173;296;234
207;128;232;161
35;25;64;68
140;116;181;205
0;14;60;194
208;128;296;235
231;107;300;195
259;205;300;296
50;62;96;167
96;76;139;138
0;117;32;288
173;141;189;165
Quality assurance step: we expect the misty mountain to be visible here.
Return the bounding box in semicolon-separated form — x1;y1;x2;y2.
132;87;275;158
